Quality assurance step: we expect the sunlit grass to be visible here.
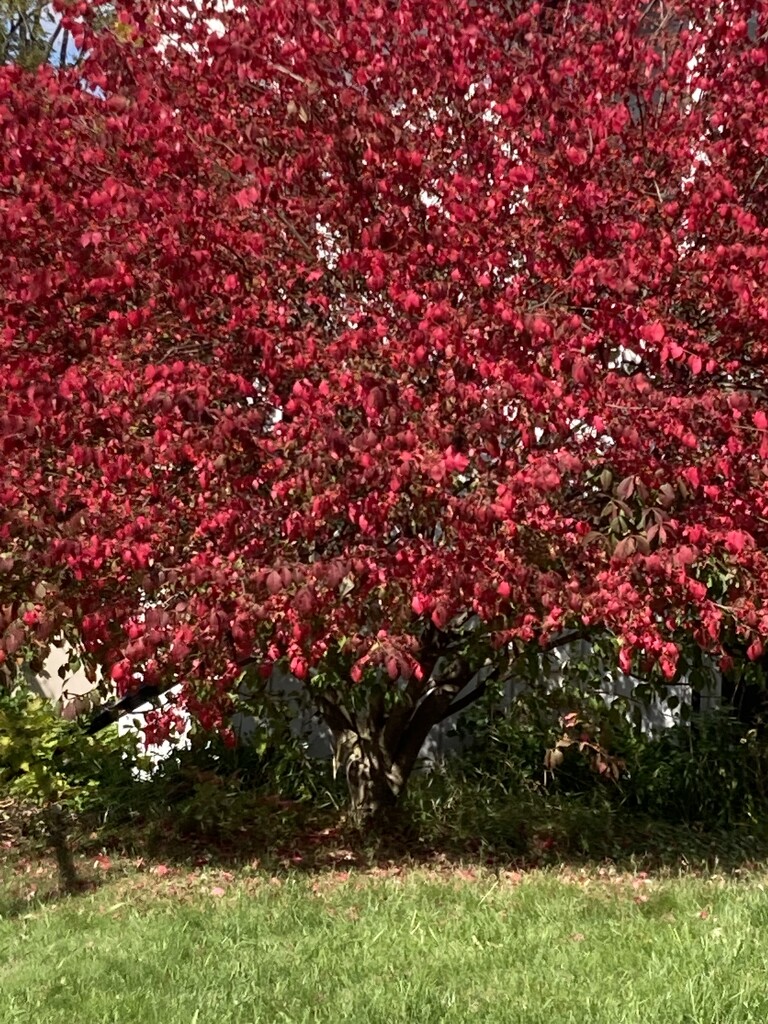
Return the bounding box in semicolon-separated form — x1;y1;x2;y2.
2;865;768;1023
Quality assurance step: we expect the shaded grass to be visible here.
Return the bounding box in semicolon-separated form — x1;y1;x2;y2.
8;770;768;894
7;711;768;884
3;865;768;1023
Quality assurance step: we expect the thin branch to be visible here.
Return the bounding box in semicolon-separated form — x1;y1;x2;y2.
317;687;357;735
264;60;311;86
434;679;487;723
1;16;24;64
59;27;69;70
86;683;164;734
43;22;63;66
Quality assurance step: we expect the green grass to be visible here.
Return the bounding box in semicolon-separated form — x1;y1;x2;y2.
3;864;768;1023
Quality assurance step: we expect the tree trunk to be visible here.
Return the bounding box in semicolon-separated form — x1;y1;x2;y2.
331;686;466;828
334;727;409;829
322;627;501;826
42;802;83;893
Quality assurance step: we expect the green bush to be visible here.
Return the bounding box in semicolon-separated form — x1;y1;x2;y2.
621;709;768;826
437;685;768;831
0;686;143;889
1;683;341;852
121;726;343;841
0;687;138;811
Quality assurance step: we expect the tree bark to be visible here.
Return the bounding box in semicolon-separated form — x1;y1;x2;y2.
323;626;589;822
326;654;488;828
335;728;403;829
42;802;83;893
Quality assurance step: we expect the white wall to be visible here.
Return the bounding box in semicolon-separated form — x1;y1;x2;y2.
28;637;722;773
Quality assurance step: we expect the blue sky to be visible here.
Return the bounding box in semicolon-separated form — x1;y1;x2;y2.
2;2;83;66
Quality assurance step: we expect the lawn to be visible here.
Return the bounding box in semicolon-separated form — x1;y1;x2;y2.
2;860;768;1024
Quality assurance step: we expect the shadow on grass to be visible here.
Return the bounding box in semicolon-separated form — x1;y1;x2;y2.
133;789;768;878
0;875;108;921
5;781;768;920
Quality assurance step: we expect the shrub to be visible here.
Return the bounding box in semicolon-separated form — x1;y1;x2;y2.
442;686;768;830
0;687;138;810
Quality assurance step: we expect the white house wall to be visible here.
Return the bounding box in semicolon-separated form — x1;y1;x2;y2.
30;639;722;772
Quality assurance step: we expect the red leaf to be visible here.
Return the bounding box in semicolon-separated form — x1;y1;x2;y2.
566;146;588;166
747;640;763;662
266;571;283;595
616;475;635;500
289;656;308;680
428;460;446;482
431;605;448;629
725;531;748;555
641;322;665;343
572;356;591;385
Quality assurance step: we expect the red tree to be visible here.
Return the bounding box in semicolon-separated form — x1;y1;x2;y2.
2;0;768;818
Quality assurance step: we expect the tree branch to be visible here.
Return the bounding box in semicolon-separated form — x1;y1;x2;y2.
317;688;356;736
434;679;488;723
85;683;164;735
43;22;63;66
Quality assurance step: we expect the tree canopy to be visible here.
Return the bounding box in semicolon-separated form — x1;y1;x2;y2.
2;0;768;815
0;1;88;68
